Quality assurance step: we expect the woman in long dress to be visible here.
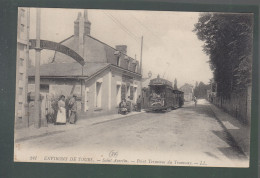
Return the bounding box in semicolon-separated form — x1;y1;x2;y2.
56;95;66;124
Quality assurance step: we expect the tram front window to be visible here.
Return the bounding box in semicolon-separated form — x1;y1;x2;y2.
149;86;165;107
150;86;164;98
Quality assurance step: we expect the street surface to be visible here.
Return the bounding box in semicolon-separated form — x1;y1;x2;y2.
15;99;248;167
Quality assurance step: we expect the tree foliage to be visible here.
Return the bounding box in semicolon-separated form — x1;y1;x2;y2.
193;13;253;97
193;81;210;98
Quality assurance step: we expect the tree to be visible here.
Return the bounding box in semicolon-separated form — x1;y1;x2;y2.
195;81;198;88
193;13;253;97
174;78;178;90
193;81;210;98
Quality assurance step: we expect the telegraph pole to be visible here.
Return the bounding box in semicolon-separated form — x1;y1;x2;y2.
80;11;85;112
34;8;41;128
140;36;143;86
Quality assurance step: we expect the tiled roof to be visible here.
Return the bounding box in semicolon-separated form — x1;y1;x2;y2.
53;35;139;73
28;62;110;77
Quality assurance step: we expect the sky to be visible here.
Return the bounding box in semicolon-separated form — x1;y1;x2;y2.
28;8;212;87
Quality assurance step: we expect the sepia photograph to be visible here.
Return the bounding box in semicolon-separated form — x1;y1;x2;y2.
14;7;253;167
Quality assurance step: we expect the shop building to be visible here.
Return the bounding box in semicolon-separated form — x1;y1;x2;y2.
179;83;194;102
28;10;142;119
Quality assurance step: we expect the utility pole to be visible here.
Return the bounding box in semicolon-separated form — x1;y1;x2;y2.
79;11;85;112
140;36;143;86
34;8;41;128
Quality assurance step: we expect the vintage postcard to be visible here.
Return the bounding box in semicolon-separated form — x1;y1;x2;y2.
14;7;253;167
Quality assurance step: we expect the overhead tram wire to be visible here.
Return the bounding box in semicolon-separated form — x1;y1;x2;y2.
129;14;161;41
102;11;140;43
106;12;140;41
103;11;156;50
104;14;140;43
103;11;177;82
102;10;159;74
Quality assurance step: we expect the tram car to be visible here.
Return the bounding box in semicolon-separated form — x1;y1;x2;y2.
145;75;184;112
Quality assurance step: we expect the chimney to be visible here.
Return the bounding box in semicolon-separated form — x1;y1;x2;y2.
115;45;127;54
74;10;91;36
74;12;81;36
84;10;91;35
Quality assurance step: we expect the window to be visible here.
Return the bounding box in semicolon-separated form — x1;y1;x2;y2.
19;58;24;66
20;24;25;32
18;102;23;110
121;85;126;100
127;61;130;70
20;9;25;17
130;86;133;100
117;56;120;66
40;84;49;93
126;85;130;99
85;88;89;111
95;82;102;107
17;108;23;118
116;85;121;106
18;88;23;95
18;73;23;80
133;87;137;102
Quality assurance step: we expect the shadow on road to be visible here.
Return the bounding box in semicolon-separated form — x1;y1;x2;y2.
183;102;215;119
204;151;220;160
184;101;247;161
212;130;247;160
145;110;167;114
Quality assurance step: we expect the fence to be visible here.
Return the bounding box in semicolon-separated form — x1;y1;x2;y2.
211;86;251;125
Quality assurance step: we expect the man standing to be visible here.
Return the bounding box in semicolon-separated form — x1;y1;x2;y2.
65;95;71;123
69;94;77;124
136;95;142;112
193;96;197;107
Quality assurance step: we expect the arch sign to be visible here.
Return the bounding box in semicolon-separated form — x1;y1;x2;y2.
29;39;85;66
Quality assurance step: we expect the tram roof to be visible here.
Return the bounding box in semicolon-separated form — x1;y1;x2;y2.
149;76;173;87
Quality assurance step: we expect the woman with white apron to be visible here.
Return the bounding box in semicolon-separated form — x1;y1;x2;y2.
56;95;66;124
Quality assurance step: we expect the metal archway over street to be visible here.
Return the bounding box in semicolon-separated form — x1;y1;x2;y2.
29;39;85;66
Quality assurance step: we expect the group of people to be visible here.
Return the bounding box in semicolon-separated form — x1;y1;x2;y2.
54;94;78;125
118;95;142;115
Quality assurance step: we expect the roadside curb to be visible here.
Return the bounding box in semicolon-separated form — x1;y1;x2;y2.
91;112;146;126
15;111;145;143
208;104;250;158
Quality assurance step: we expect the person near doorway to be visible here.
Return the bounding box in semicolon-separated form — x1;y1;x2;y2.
126;96;132;112
69;94;77;124
65;95;72;123
56;95;66;124
119;98;127;115
136;95;142;112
